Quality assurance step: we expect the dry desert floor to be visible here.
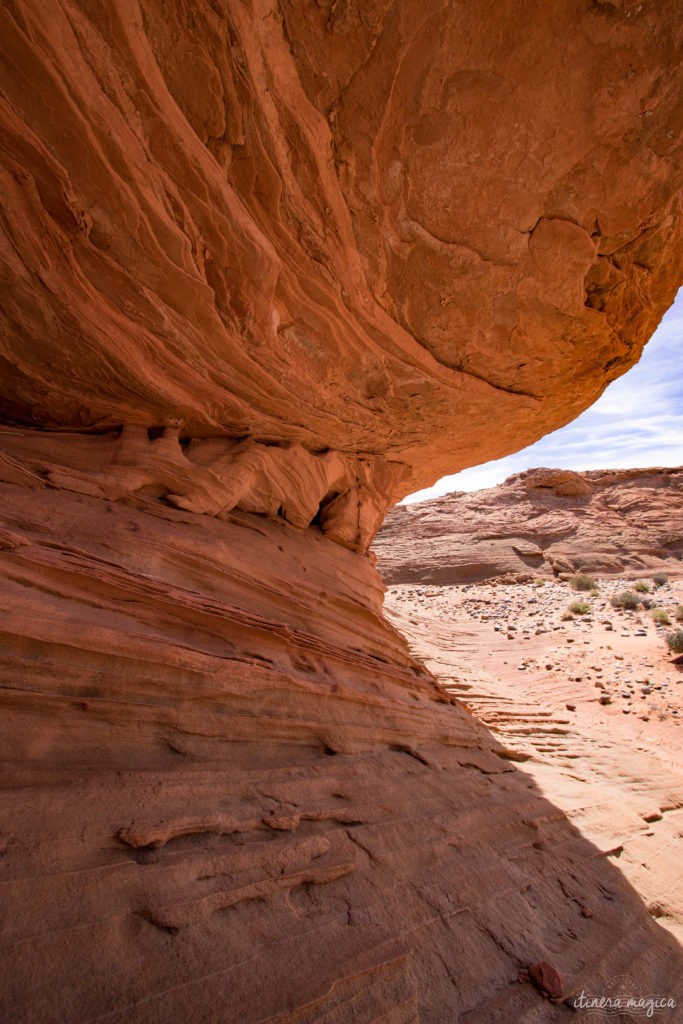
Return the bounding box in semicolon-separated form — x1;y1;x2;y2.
384;575;683;946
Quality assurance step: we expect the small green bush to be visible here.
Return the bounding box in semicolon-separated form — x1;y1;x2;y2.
651;609;670;625
676;605;683;623
666;629;683;655
652;574;668;588
611;590;640;610
569;600;591;615
633;580;650;593
570;574;597;592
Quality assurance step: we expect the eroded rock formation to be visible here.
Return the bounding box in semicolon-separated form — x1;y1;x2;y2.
2;476;683;1022
1;1;683;1020
1;0;682;508
0;424;404;551
374;466;683;584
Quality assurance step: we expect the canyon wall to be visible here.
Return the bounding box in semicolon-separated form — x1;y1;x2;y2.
375;467;683;584
2;469;683;1022
1;1;683;1020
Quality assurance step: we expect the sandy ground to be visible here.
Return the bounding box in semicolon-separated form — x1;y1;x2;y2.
384;575;683;945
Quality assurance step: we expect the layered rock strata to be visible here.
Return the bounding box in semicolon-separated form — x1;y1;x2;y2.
375;467;683;584
1;0;682;498
0;425;405;552
1;469;682;1022
381;576;683;944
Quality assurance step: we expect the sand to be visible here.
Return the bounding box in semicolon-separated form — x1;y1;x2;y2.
384;575;683;945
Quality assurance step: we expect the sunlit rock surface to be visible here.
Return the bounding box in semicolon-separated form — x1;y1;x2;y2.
374;467;683;583
1;0;682;501
1;1;683;1020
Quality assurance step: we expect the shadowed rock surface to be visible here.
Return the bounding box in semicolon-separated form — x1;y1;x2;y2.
1;0;682;507
1;1;683;1021
2;479;683;1023
374;467;683;584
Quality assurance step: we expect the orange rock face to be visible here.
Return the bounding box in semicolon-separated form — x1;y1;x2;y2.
2;479;683;1022
1;1;683;1020
1;0;682;510
374;467;683;583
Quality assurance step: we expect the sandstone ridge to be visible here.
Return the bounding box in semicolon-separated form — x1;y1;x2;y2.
375;467;683;584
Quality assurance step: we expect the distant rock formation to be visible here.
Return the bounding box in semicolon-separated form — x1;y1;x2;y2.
374;467;683;583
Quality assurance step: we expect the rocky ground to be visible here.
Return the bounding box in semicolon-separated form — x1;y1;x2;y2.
384;572;683;945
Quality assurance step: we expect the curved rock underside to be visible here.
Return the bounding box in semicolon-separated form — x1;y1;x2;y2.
374;467;683;584
1;0;683;512
1;1;683;1021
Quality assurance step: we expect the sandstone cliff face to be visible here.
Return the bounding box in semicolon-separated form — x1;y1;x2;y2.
1;1;683;1020
1;0;682;514
2;475;683;1022
374;467;683;584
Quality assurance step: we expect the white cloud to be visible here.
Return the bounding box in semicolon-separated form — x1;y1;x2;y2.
403;289;683;503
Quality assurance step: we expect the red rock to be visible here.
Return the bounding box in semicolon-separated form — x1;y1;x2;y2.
0;2;681;504
0;1;682;1021
375;467;683;583
529;961;565;999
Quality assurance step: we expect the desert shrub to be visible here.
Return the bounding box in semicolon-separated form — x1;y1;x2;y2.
666;629;683;655
652;574;668;588
611;590;640;611
633;580;650;593
676;606;683;622
651;609;670;625
561;612;574;621
570;574;597;592
569;600;591;615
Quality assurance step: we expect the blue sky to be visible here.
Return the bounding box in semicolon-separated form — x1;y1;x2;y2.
404;288;683;502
